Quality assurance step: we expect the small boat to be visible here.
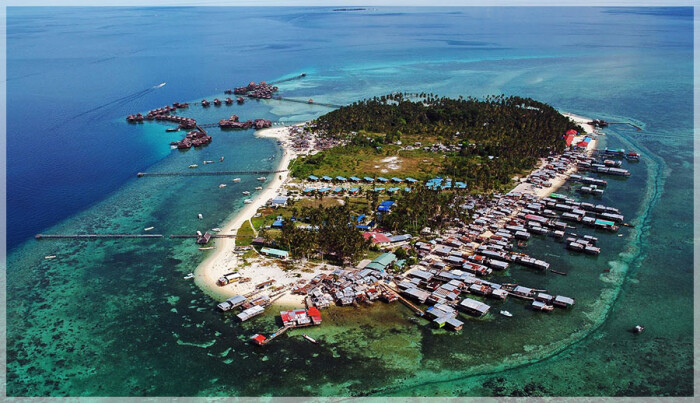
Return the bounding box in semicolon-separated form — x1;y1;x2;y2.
203;160;215;165
255;186;263;190
633;325;645;334
183;273;194;280
500;310;513;317
618;234;624;237
232;178;241;182
220;156;225;162
302;334;319;344
257;177;267;182
219;184;227;188
144;226;155;231
242;191;251;195
165;127;180;132
155;82;166;88
211;228;222;232
244;199;253;204
198;213;204;220
198;247;215;251
189;164;199;169
44;255;57;260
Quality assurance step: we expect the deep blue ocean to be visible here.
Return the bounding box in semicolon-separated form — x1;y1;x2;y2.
6;7;694;396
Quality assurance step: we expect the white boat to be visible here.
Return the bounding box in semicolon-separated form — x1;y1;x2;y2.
144;226;154;231
500;310;513;317
242;191;251;195
198;247;215;251
232;178;241;182
154;82;166;88
255;186;263;190
189;164;198;169
244;199;253;204
211;228;222;232
44;255;57;260
220;156;225;162
198;213;204;220
302;334;319;344
219;184;227;188
257;177;267;181
184;273;194;280
203;160;215;164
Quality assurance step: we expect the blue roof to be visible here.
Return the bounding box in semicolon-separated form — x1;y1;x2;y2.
272;219;284;228
455;182;467;189
349;187;359;193
405;177;418;183
356;225;370;230
350;176;361;181
322;176;333;181
373;187;385;192
364;177;374;182
391;177;403;182
308;175;319;180
357;214;366;222
303;188;316;192
336;176;347;181
377;177;389;182
380;200;395;207
388;187;400;193
333;187;343;192
404;187;412;192
318;187;331;193
378;206;390;212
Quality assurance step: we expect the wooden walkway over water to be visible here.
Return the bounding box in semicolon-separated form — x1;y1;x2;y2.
137;170;286;177
35;233;164;239
380;284;425;316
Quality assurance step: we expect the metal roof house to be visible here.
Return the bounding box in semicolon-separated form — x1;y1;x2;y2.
260;247;289;260
459;298;491;316
308;175;319;181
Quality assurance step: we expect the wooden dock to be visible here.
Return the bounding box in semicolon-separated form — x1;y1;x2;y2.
137;170;286;177
35;233;164;240
380;284;424;316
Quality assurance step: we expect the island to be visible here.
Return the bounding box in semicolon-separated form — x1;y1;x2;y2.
193;93;635;343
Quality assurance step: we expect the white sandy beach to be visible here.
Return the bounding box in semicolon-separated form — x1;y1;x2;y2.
193;125;316;305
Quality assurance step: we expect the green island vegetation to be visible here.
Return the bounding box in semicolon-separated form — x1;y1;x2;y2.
261;94;582;265
291;93;582;190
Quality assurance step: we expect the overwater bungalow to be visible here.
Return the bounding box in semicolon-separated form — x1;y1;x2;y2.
459;298;491;316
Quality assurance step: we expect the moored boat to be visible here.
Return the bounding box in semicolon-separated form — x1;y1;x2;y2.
198;213;204;220
255;186;263;190
257;177;267;182
184;273;194;280
211;228;222;232
242;191;251;195
500;310;513;317
144;226;155;231
302;334;319;344
219;184;227;188
44;255;57;260
166;127;180;132
244;199;253;204
233;178;241;182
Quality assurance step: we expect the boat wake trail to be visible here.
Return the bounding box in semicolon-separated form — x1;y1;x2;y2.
51;83;166;129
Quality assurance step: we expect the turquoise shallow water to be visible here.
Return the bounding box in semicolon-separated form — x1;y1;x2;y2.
6;7;693;396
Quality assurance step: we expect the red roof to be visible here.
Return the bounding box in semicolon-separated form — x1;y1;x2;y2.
563;134;575;146
307;307;321;320
252;334;266;343
362;232;391;244
566;129;578;135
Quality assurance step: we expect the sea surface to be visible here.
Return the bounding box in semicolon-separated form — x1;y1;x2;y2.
6;7;694;396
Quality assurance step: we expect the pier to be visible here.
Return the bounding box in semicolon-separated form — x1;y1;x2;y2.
269;96;343;109
380;284;425;316
35;233;164;239
137;170;287;177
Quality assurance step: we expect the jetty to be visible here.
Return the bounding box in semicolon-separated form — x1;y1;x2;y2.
380;284;425;316
35;233;164;239
137;170;286;177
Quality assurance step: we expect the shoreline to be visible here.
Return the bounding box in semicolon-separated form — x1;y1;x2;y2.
193;125;304;303
194;112;597;307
